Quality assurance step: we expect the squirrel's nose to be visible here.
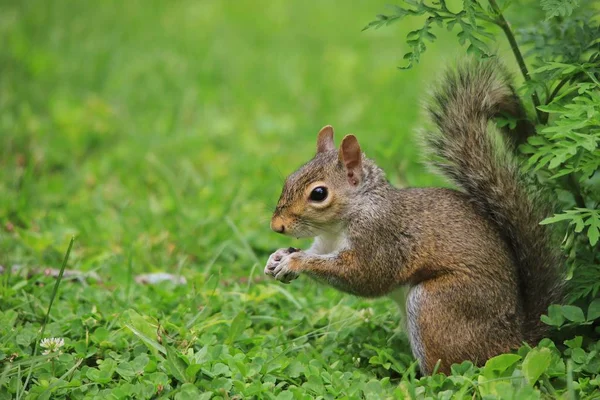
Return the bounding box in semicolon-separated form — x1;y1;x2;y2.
271;217;286;234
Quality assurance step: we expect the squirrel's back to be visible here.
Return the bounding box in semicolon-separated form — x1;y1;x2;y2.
421;58;564;341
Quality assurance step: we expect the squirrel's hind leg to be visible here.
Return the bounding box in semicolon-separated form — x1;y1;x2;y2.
406;276;524;375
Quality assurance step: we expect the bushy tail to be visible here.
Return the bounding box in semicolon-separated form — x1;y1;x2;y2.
423;58;563;340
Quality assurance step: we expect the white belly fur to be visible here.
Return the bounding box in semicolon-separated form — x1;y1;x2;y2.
308;230;350;256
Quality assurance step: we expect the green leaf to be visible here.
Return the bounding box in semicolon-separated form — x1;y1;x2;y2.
540;0;580;19
362;6;412;31
483;353;522;375
570;347;587;363
285;360;305;378
122;309;166;356
564;336;583;349
116;361;137;379
86;359;117;384
91;327;110;344
586;214;600;246
561;305;586;323
212;362;231;377
587;299;600;321
227;310;248;345
479;354;521;397
541;305;565;327
185;364;203;383
540;213;576;225
86;368;114;384
522;348;552;385
165;345;189;384
174;383;201;400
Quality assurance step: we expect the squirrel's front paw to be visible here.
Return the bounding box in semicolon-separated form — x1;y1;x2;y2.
265;248;301;284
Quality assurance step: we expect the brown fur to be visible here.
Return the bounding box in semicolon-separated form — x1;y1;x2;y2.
264;59;563;375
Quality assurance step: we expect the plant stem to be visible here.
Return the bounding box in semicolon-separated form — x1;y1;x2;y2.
544;71;586;122
37;236;75;351
568;175;586;208
488;0;544;123
21;237;75;397
488;1;587;207
547;76;570;106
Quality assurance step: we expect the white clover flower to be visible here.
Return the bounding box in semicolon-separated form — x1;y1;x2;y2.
40;337;65;356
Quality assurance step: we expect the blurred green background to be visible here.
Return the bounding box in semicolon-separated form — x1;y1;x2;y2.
0;0;463;278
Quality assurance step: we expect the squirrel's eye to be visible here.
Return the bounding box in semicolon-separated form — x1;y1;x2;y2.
309;186;328;202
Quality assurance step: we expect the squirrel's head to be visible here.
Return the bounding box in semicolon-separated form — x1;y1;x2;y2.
271;125;371;238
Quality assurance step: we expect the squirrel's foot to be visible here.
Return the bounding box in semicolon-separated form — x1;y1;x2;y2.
265;248;301;284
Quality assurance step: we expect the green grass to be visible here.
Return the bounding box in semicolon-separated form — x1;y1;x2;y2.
0;1;596;399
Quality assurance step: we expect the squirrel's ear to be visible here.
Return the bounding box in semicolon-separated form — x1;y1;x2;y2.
339;134;362;186
316;125;335;153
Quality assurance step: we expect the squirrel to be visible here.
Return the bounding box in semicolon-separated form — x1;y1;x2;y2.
264;59;564;375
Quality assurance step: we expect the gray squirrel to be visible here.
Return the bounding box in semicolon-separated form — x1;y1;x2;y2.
264;59;563;374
